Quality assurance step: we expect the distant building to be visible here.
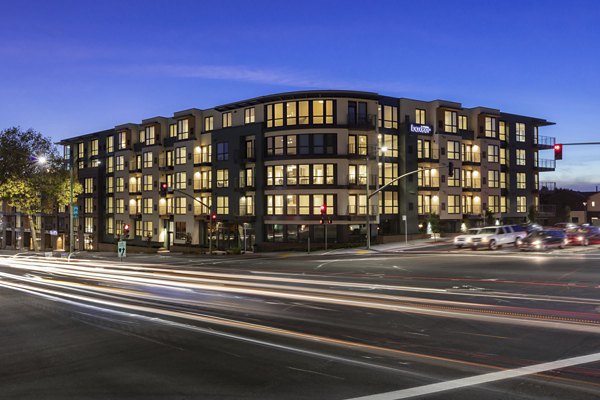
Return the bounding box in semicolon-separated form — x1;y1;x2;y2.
47;90;556;251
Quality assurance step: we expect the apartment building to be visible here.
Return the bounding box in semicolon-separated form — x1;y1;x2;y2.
55;90;555;251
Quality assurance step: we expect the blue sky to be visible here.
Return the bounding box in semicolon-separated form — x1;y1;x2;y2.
1;0;599;189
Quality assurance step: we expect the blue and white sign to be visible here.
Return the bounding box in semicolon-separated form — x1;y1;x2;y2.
72;205;79;218
409;123;433;134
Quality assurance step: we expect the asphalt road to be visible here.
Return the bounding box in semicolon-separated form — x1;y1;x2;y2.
1;248;600;399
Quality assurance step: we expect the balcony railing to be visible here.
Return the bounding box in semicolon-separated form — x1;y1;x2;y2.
539;181;556;191
536;135;556;149
462;152;481;163
347;114;376;130
536;158;556;171
536;204;556;217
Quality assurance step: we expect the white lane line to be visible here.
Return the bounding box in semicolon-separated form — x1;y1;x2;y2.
345;351;600;400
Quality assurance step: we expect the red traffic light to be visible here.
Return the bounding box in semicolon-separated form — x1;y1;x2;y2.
211;213;217;221
554;143;563;160
123;224;130;235
320;204;327;214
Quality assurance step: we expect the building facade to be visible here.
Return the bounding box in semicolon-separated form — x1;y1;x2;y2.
53;90;555;251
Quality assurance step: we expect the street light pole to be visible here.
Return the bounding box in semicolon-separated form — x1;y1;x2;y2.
366;109;381;250
69;158;74;255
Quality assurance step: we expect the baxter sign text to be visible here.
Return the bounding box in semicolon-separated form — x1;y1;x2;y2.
410;124;433;134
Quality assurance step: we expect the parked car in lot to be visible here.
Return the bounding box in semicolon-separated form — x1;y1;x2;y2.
469;225;527;250
519;229;567;251
566;226;600;246
453;228;482;248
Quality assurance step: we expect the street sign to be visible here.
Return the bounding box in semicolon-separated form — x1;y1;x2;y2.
117;240;126;258
402;215;407;221
72;205;79;218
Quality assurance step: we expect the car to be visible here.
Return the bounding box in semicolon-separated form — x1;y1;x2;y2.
521;223;543;233
469;225;527;250
553;222;578;231
566;226;600;246
453;228;482;248
519;229;567;251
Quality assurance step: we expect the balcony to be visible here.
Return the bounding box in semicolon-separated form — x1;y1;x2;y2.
539;181;557;192
417;177;440;189
462;178;482;190
418;148;440;161
347;114;376;130
193;153;211;165
536;158;556;171
462;152;481;164
536;135;556;150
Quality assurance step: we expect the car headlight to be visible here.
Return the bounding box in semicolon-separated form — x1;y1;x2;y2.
465;238;472;243
578;236;584;241
481;237;489;243
532;240;541;245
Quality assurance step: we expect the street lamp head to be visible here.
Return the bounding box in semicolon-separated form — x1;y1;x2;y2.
37;156;47;165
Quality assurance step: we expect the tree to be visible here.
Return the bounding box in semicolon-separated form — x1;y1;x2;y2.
527;205;537;223
427;213;441;234
0;127;81;251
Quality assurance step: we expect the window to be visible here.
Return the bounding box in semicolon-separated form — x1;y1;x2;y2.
349;164;367;185
129;177;140;193
287;136;296;155
415;109;426;124
286;165;297;185
501;196;508;213
142;221;153;239
169;124;177;138
516;123;526;142
244;107;255;124
447;141;460;160
143;152;153;168
240;195;254;216
143;126;156;145
175;146;186;165
175;197;186;215
444;111;457;133
516;149;526;166
204;116;214;132
175;222;187;240
194;145;211;163
116;198;124;214
84;217;94;234
216;169;229;188
312;100;334;124
448;168;460;187
500;148;508;165
222;112;232;128
348;194;366;215
116;155;125;171
118;131;127;150
487;145;499;163
216;196;228;215
90;139;98;156
448;195;460;214
462;144;480;162
84;197;94;214
298;101;309;124
143;175;153;192
382;134;398;157
177;119;189;140
382;105;398;129
499;121;507;141
106;217;114;235
299;164;310;184
349;135;367;155
106;136;114;153
380;162;399;185
106;197;114;213
84;178;93;193
458;115;468;130
266;195;284;215
418;139;431;159
312;194;334;215
500;172;507;189
485;117;497;138
298;195;310;215
517;172;527;189
106;157;114;173
381;191;398;214
488;195;500;213
143;198;153;214
106;177;114;194
286;194;297;215
418;169;439;187
517;196;527;213
245;140;254;158
418;194;432;215
116;177;124;193
488;170;500;188
175;172;186;190
216;142;229;161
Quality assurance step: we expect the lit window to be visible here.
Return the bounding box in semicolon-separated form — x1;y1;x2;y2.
204;116;214;132
222;112;232;128
444;111;457;133
517;196;527;213
485;117;497;138
516;149;526;166
415;109;426;124
244;108;255;124
516;123;526;142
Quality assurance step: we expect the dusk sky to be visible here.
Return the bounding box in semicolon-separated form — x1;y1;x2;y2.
1;0;599;189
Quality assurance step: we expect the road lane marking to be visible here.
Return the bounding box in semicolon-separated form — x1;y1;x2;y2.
345;351;600;400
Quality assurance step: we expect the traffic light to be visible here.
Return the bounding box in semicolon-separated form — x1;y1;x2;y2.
554;144;563;160
328;218;332;224
123;223;130;237
211;213;217;222
159;182;168;197
320;204;327;224
448;162;454;177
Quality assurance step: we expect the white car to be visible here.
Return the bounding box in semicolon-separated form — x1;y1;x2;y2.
453;228;482;248
469;225;527;250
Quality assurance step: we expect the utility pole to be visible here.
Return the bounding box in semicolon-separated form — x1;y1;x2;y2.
69;154;74;256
